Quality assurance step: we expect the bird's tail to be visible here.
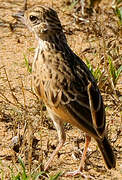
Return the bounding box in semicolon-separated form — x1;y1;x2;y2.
96;136;116;169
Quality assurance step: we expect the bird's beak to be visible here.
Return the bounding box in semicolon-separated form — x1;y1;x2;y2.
12;11;24;22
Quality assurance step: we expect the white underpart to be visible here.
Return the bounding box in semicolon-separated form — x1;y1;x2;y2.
33;39;48;68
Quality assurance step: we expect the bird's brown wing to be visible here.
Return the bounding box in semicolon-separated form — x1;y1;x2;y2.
39;51;105;139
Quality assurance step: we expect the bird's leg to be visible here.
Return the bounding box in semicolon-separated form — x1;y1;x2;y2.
78;134;91;171
65;134;91;177
44;114;66;171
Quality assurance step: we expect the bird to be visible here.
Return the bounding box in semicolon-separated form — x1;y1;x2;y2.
13;5;116;176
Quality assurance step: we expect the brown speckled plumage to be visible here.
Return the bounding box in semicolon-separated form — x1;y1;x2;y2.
14;5;116;176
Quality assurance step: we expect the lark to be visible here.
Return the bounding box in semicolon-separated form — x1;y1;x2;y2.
13;5;116;176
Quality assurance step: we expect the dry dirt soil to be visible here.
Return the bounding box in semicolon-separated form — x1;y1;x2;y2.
0;0;122;179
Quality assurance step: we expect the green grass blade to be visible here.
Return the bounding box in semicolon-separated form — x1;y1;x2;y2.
32;171;47;180
18;157;28;179
115;65;122;83
85;59;102;82
23;54;32;73
0;169;4;180
116;7;122;24
108;56;122;85
49;172;62;180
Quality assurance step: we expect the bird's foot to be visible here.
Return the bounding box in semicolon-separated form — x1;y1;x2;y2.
64;169;95;179
64;169;85;177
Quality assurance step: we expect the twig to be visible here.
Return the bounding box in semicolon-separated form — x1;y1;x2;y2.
20;77;27;109
0;92;17;107
4;67;19;104
0;65;5;70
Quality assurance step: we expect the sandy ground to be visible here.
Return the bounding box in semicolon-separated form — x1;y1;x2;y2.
0;0;122;179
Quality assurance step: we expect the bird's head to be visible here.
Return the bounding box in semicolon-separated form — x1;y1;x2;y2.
13;6;63;39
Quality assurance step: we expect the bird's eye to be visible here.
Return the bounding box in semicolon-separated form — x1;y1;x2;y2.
29;15;38;22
